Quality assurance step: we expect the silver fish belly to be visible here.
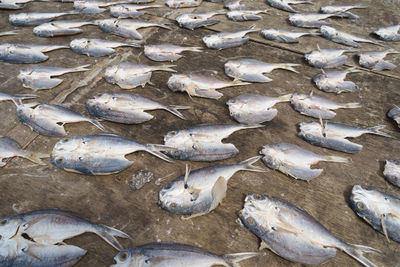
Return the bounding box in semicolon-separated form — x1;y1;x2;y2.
0;43;69;64
261;29;319;43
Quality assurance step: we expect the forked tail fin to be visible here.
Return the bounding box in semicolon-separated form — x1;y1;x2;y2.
238;156;267;172
366;125;394;138
95;224;131;250
223;252;260;267
23;151;49;165
164;105;190;120
342;243;380;267
146;144;175;162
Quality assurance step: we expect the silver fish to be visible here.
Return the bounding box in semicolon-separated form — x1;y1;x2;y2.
0;92;37;106
350;185;400;243
0;136;48;167
224;59;299;82
373;25;400;41
260;142;348;180
266;0;312;13
0;209;130;250
73;0;135;14
320;5;366;19
164;124;263;161
227;94;292;124
104;62;176;89
51;134;173;175
144;44;202;62
95;18;171;40
298;121;393;153
0;30;19;37
18;65;90;90
176;11;225;30
111;243;258;267
33;21;95;37
305;48;353;68
202;25;259;50
165;0;202;8
16;103;105;137
69;38;141;57
383;160;400;187
0;0;47;9
224;0;245;10
320;26;382;48
357;51;399;71
86;92;189;124
289;13;336;28
167;73;250;99
9;11;77;26
226;10;268;21
0;43;69;64
290;92;361;119
239;193;379;266
110;4;162;18
388;106;400;128
261;29;319;43
312;68;360;93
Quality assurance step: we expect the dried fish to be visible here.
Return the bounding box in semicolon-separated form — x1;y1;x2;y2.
203;25;259;50
261;29;319;43
33;21;95;37
357;51;399;71
176;11;225;30
70;38;141;57
144;44;202;61
312;69;360;93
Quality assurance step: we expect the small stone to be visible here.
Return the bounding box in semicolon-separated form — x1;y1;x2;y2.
130;170;154;190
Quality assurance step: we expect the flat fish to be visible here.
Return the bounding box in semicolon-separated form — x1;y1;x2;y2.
16;103;106;137
159;156;266;217
166;0;202;8
266;0;312;13
9;11;78;26
227;94;292;124
312;68;360;93
290;92;361;119
357;51;399;71
69;38;141;57
176;11;225;30
51;134;173;175
224;0;245;10
260;142;348;180
350;184;400;243
0;92;37;106
164;124;263;161
0;30;19;37
373;25;400;41
167;73;250;99
104;62;176;89
144;44;202;61
298;121;393;153
73;0;135;14
226;10;268;21
320;5;366;19
86;92;189;124
0;136;48;167
203;25;259;50
305;48;353;68
261;29;319;43
111;243;258;267
388;106;400;128
320;26;382;48
18;65;90;90
383;160;400;187
0;43;69;64
239;193;379;266
33;20;95;37
110;4;162;18
224;58;300;82
289;13;336;28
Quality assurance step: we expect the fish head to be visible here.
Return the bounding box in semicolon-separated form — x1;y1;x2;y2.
32;24;52;37
319;25;335;36
159;179;196;215
260;145;282;169
112;249;150;267
94;18;118;29
86;92;113;107
350;184;389;220
0;44;10;57
0;215;22;242
202;34;221;47
70;38;89;51
298;121;324;140
167;74;190;92
16;103;37;124
104;65;119;83
224;60;241;75
164;129;191;146
52;136;82;153
239;193;276;231
304;51;320;63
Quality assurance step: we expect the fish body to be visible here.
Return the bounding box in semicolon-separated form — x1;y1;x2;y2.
239;193;379;266
86;92;189;124
227;94;291;124
266;0;312;13
202;25;259;50
298;121;392;153
261;29;319;43
373;25;400;41
0;0;42;9
350;185;400;243
33;21;95;37
312;69;359;93
9;12;76;26
320;5;366;19
289;13;335;28
357;51;398;71
383;160;400;187
0;92;37;106
0;30;19;37
0;43;68;64
144;44;202;61
104;62;176;89
70;38;140;57
226;10;267;21
18;65;90;90
305;48;351;68
224;59;299;82
166;0;202;8
110;4;161;18
388;106;400;128
51;134;172;175
164;124;263;161
260;142;348;180
224;0;245;10
167;73;250;99
176;11;224;30
320;26;382;48
73;0;133;14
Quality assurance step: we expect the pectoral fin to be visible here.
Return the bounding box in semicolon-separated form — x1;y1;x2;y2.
210;176;228;212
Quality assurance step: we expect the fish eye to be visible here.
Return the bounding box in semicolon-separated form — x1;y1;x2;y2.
246;217;255;226
169;203;178;210
56;157;64;164
0;235;2;240
168;131;177;136
356;202;366;211
0;219;8;226
118;251;129;261
164;183;172;190
253;194;264;200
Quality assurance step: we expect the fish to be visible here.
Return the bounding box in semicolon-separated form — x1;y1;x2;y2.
289;13;336;28
202;25;259;50
95;18;171;40
312;68;360;93
226;10;268;21
110;4;162;18
373;25;400;41
51;134;173;175
104;62;176;89
383;160;400;187
86;92;189;124
350;185;400;243
261;29;319;43
290;92;361;119
33;21;95;37
111;243;259;267
160;157;266;217
0;43;69;64
266;0;312;13
165;0;202;8
164;124;263;161
320;26;383;48
0;0;47;9
224;0;245;10
167;73;250;99
18;65;91;90
73;0;135;14
305;47;353;68
224;59;299;82
9;11;78;27
388;106;400;128
69;38;141;57
144;44;202;62
176;11;225;30
0;136;48;167
16;103;106;137
0;30;19;37
260;142;348;180
239;193;379;266
357;51;399;71
298;121;393;153
0;209;130;250
320;5;366;19
227;94;292;124
0;92;37;106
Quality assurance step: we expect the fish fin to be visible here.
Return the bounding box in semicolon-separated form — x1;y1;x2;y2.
247;24;261;33
323;155;349;163
278;94;292;102
232;80;251;86
157;23;172;30
259;240;269;250
183;164;191;189
155;64;176;72
22;151;49;165
165;105;190;119
342;243;380;267
89;119;107;132
343;102;361;109
194;88;223;99
275;63;300;73
95;224;131;250
222;252;260;267
70;64;91;72
373;61;397;71
210;176;228;212
127;41;142;48
145;144;174;162
11;94;38;106
238;156;267;172
187;47;203;52
366;125;394;138
381;214;390;242
237;73;271;83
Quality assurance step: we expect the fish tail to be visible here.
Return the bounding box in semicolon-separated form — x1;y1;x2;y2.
89;119;107;132
367;125;394;138
239;156;267;172
276;63;300;73
278;94;292;102
95;224;131;251
157;23;172;30
309;29;321;35
214;9;226;15
343;102;361;109
232;80;251;86
66;10;80;15
324;155;349;163
12;94;38;106
187;47;203;52
165;105;190;120
145;144;175;162
246;24;261;33
127;41;142;48
342;243;380;267
23;151;49;165
155;65;177;72
70;64;91;73
240;124;265;130
223;252;260;267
